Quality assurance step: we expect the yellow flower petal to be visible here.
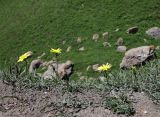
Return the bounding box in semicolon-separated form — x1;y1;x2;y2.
17;51;33;62
50;48;62;54
98;63;112;72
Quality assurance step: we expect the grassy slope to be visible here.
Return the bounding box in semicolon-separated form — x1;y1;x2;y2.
0;0;160;76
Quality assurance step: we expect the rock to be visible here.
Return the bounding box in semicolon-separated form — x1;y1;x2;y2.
116;37;123;46
42;60;74;80
29;59;43;74
143;110;148;114
120;45;156;69
77;37;82;43
146;27;160;39
117;46;127;52
42;65;57;80
66;46;72;52
92;34;99;41
92;64;99;71
42;60;54;67
127;26;138;34
79;47;85;51
102;32;109;40
103;42;111;47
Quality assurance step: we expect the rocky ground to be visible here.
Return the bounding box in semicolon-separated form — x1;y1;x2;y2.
0;81;160;117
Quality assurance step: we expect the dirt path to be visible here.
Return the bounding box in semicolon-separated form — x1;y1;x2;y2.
0;81;159;117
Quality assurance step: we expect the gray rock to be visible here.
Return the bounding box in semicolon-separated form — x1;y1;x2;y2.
79;47;85;51
102;32;109;40
42;60;74;80
120;45;156;69
42;60;54;67
77;37;82;43
103;42;111;47
117;46;127;52
42;65;57;79
127;26;138;34
66;46;72;52
146;27;160;39
116;37;123;46
29;59;43;74
92;64;99;71
92;33;99;41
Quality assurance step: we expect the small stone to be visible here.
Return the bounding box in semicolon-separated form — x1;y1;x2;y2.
103;42;111;47
77;37;82;43
79;47;85;51
42;60;54;67
143;110;148;114
44;92;48;94
116;37;123;46
117;46;127;52
86;65;91;71
146;27;160;39
62;40;66;45
29;59;43;74
92;33;99;41
127;26;138;34
102;32;109;40
66;46;72;52
92;64;99;71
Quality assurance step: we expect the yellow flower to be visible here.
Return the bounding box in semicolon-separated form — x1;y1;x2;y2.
50;48;61;54
18;51;33;62
98;63;112;72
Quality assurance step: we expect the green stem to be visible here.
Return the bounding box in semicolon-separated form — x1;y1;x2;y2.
55;54;60;79
25;60;28;74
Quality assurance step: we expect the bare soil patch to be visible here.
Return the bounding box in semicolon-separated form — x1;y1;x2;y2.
0;81;160;117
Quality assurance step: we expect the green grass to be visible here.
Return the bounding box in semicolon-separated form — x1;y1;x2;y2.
104;95;135;116
0;0;160;77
